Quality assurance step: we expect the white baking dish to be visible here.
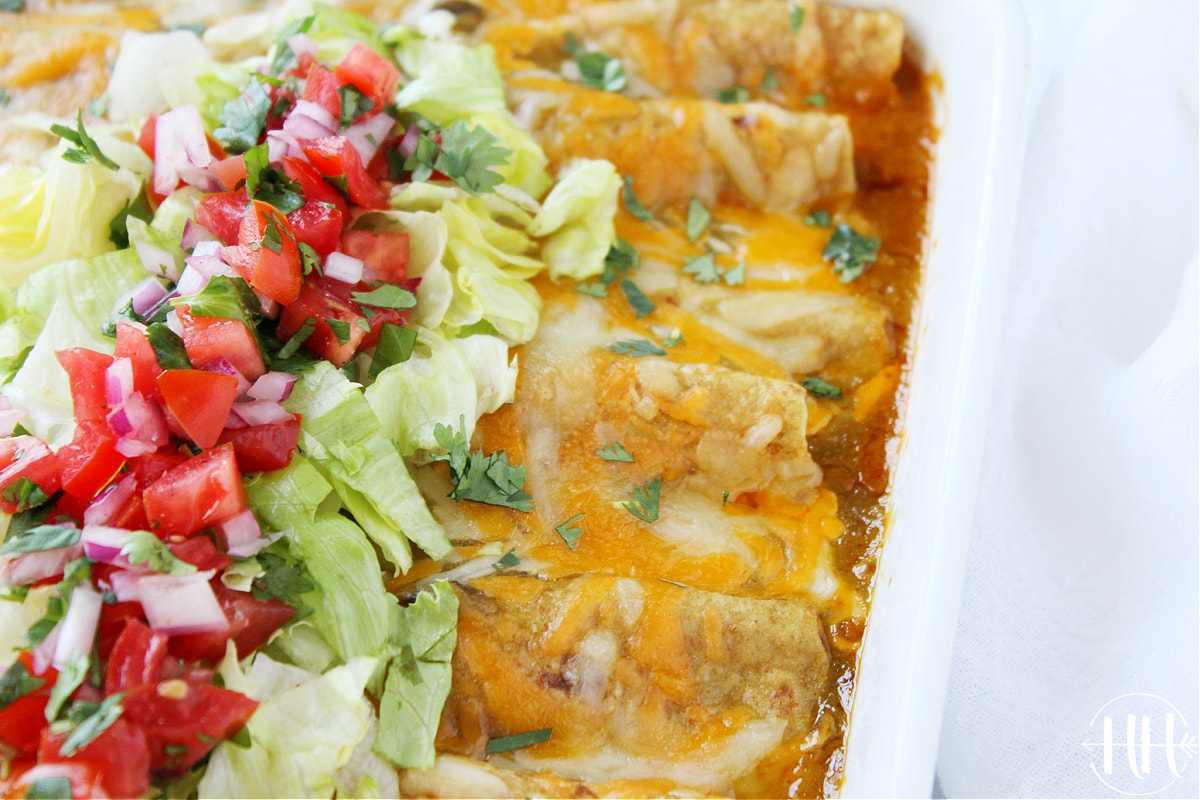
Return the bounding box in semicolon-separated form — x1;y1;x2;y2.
839;0;1030;796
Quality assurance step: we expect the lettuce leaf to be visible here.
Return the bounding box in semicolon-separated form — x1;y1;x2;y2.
393;40;506;124
528;159;620;281
373;581;458;770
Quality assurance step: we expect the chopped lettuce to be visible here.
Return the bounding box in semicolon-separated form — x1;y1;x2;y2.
529;159;621;281
365;328;517;456
373;581;458;770
393;39;506;124
105;29;211;121
198;655;378;800
283;361;452;569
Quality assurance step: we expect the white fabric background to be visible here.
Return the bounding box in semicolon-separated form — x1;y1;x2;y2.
935;0;1200;797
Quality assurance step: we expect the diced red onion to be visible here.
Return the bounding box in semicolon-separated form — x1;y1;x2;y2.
345;112;396;166
232;400;294;427
398;123;421;159
0;408;24;438
286;32;318;61
108;569;142;602
31;623;60;675
201;356;251;397
154;105;213;196
165;309;184;337
254;292;280;320
323;251;364;284
52;584;102;669
105;358;134;407
176;164;223;193
84;475;138;527
248;371;298;402
185;241;239;282
284;100;338;139
110;393;170;457
223;410;249;430
0;544;83;588
134;239;181;282
175;265;209;297
80;525;135;568
181;219;217;250
129;276;170;318
137;571;228;635
218;509;265;557
267;130;306;163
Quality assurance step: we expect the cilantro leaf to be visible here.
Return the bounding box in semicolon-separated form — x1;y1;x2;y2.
46;655;88;722
686;197;712;242
760;66;781;93
619;278;656;319
121;531;198;575
368;323;417;379
621;175;653;221
433;119;511;195
601;238;639;284
596;442;634;462
244;143;304;214
723;260;746;286
50;110;119;171
822;223;880;282
790;4;806;33
564;34;626;93
108;185;155;249
800;376;843;399
682;252;722;283
717;85;750;104
555;513;584;550
805;92;827;107
0;524;80;556
215;79;271;154
492;549;521;571
432;417;533;512
173;275;262;325
0;660;44;711
622;477;661;524
662;329;684;348
804;209;832;227
0;479;51;514
487;727;553;755
252;551;315;610
351;285;417;310
607;339;666;357
576;282;607;298
337;84;375;128
60;693;124;757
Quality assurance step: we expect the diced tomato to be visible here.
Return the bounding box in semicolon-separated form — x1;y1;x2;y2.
114;321;164;403
104;618;170;694
287;198;344;255
210;154;247;192
142;444;248;537
40;718;151;800
177;308;266;381
138;115;229;207
226;200;304;305
6;761;108;800
96;600;147;664
217;415;301;473
275;278;368;367
195;190;249;245
122;679;258;773
0;436;60;513
169;582;296;663
282;156;349;219
56;348;114;424
0;652;55;757
302;64;344;121
157;369;239;450
298;135;389;209
340;229;410;283
335;43;401;109
57;421;126;500
167;535;231;573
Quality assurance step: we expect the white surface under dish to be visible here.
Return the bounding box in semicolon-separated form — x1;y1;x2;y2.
839;0;1030;796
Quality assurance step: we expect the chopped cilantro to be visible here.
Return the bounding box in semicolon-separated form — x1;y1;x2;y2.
564;33;626;93
487;727;553;755
337;84;375;128
607;339;666;357
596;442;634;463
108;185;155;249
576;282;607;298
822;223;880;282
275;318;316;360
252;551;315;610
0;479;50;514
404;119;511;195
686;197;712;242
492;549;521;571
620;278;656;319
24;777;70;800
369;323;418;379
299;242;322;275
215;79;272;154
121;531;197;574
172;275;262;325
717;85;750;104
760;66;781;93
60;693;124;757
805;92;827;107
0;524;80;556
790;4;806;33
432;417;533;512
722;490;731;505
682;252;722;283
351;285;417;310
50;110;119;171
662;329;684;348
601;238;639;284
621;175;653;221
800;376;843;399
46;655;88;722
327;318;353;346
146;323;192;369
723;260;746;286
244;143;304;214
555;514;584;550
622;477;661;524
804;209;832;227
0;660;44;711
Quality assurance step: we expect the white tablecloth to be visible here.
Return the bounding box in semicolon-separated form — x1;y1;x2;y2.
935;0;1199;797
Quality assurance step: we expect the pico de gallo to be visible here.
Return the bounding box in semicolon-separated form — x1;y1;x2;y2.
0;28;468;799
